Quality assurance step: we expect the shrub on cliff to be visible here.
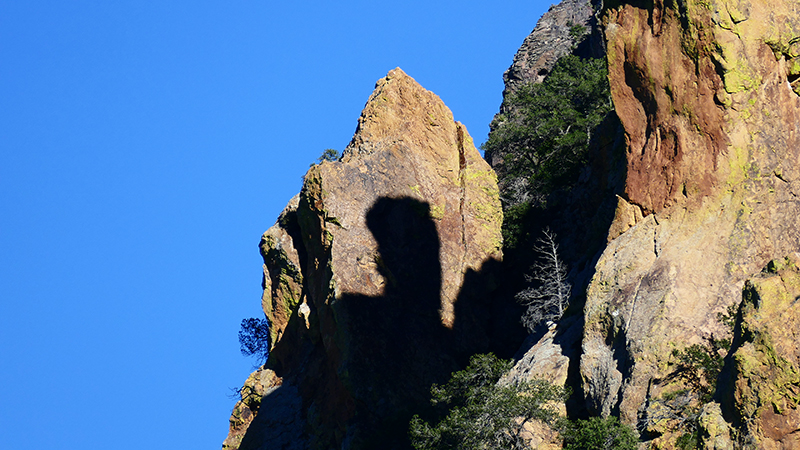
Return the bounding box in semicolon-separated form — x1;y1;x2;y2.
483;54;613;208
409;353;639;450
317;148;340;163
560;416;639;450
409;353;566;450
238;317;270;363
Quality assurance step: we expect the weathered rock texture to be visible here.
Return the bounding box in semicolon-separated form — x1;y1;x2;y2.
224;68;513;450
559;0;800;445
495;0;800;447
503;0;598;96
721;255;800;448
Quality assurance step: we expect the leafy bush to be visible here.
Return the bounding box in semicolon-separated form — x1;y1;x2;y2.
675;429;700;450
560;416;639;450
409;353;567;450
482;54;613;208
317;148;340;163
238;317;270;363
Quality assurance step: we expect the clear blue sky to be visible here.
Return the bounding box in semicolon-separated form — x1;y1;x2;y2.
1;1;552;448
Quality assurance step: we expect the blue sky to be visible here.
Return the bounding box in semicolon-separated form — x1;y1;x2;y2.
1;1;553;448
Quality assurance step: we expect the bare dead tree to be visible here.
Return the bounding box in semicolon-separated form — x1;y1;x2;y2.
516;228;571;333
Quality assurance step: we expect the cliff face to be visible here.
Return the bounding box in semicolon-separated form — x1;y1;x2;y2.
224;0;800;447
495;0;800;447
549;0;800;446
224;68;515;450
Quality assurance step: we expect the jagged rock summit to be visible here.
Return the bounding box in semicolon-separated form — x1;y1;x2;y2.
223;68;511;450
503;0;597;95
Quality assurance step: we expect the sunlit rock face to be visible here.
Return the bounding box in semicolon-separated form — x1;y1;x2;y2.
576;0;800;446
224;68;514;450
499;0;800;447
721;255;800;449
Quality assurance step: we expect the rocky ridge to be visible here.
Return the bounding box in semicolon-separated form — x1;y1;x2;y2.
224;0;800;448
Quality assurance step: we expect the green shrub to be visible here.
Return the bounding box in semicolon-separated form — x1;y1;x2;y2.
409;353;567;450
409;353;640;450
676;430;700;450
482;54;614;209
317;148;340;163
560;416;639;450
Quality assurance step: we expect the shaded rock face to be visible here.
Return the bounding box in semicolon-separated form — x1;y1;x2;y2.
224;68;514;450
571;0;800;439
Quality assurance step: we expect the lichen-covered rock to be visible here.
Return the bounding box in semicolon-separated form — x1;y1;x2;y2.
698;402;734;450
722;255;800;448
259;195;305;351
566;0;800;435
512;0;800;446
224;68;508;450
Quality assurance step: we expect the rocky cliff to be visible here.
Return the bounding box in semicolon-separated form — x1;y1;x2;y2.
223;68;518;450
224;0;800;448
504;0;800;447
485;0;604;172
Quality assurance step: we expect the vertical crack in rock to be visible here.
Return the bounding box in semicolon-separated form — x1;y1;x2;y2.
456;125;469;270
652;226;659;258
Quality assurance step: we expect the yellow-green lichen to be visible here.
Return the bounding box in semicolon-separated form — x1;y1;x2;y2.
429;204;445;220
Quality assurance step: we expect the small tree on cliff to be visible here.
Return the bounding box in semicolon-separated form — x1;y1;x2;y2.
238;317;270;364
317;148;340;163
516;228;571;332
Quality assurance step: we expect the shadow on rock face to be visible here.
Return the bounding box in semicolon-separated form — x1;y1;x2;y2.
336;196;453;449
239;196;521;450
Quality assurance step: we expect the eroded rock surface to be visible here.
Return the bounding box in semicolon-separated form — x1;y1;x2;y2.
576;0;800;442
224;68;511;450
722;256;800;449
506;0;800;447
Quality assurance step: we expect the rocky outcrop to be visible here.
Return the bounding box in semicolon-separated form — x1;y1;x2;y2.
722;255;800;448
223;68;514;450
496;0;800;447
554;0;800;445
503;0;598;96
